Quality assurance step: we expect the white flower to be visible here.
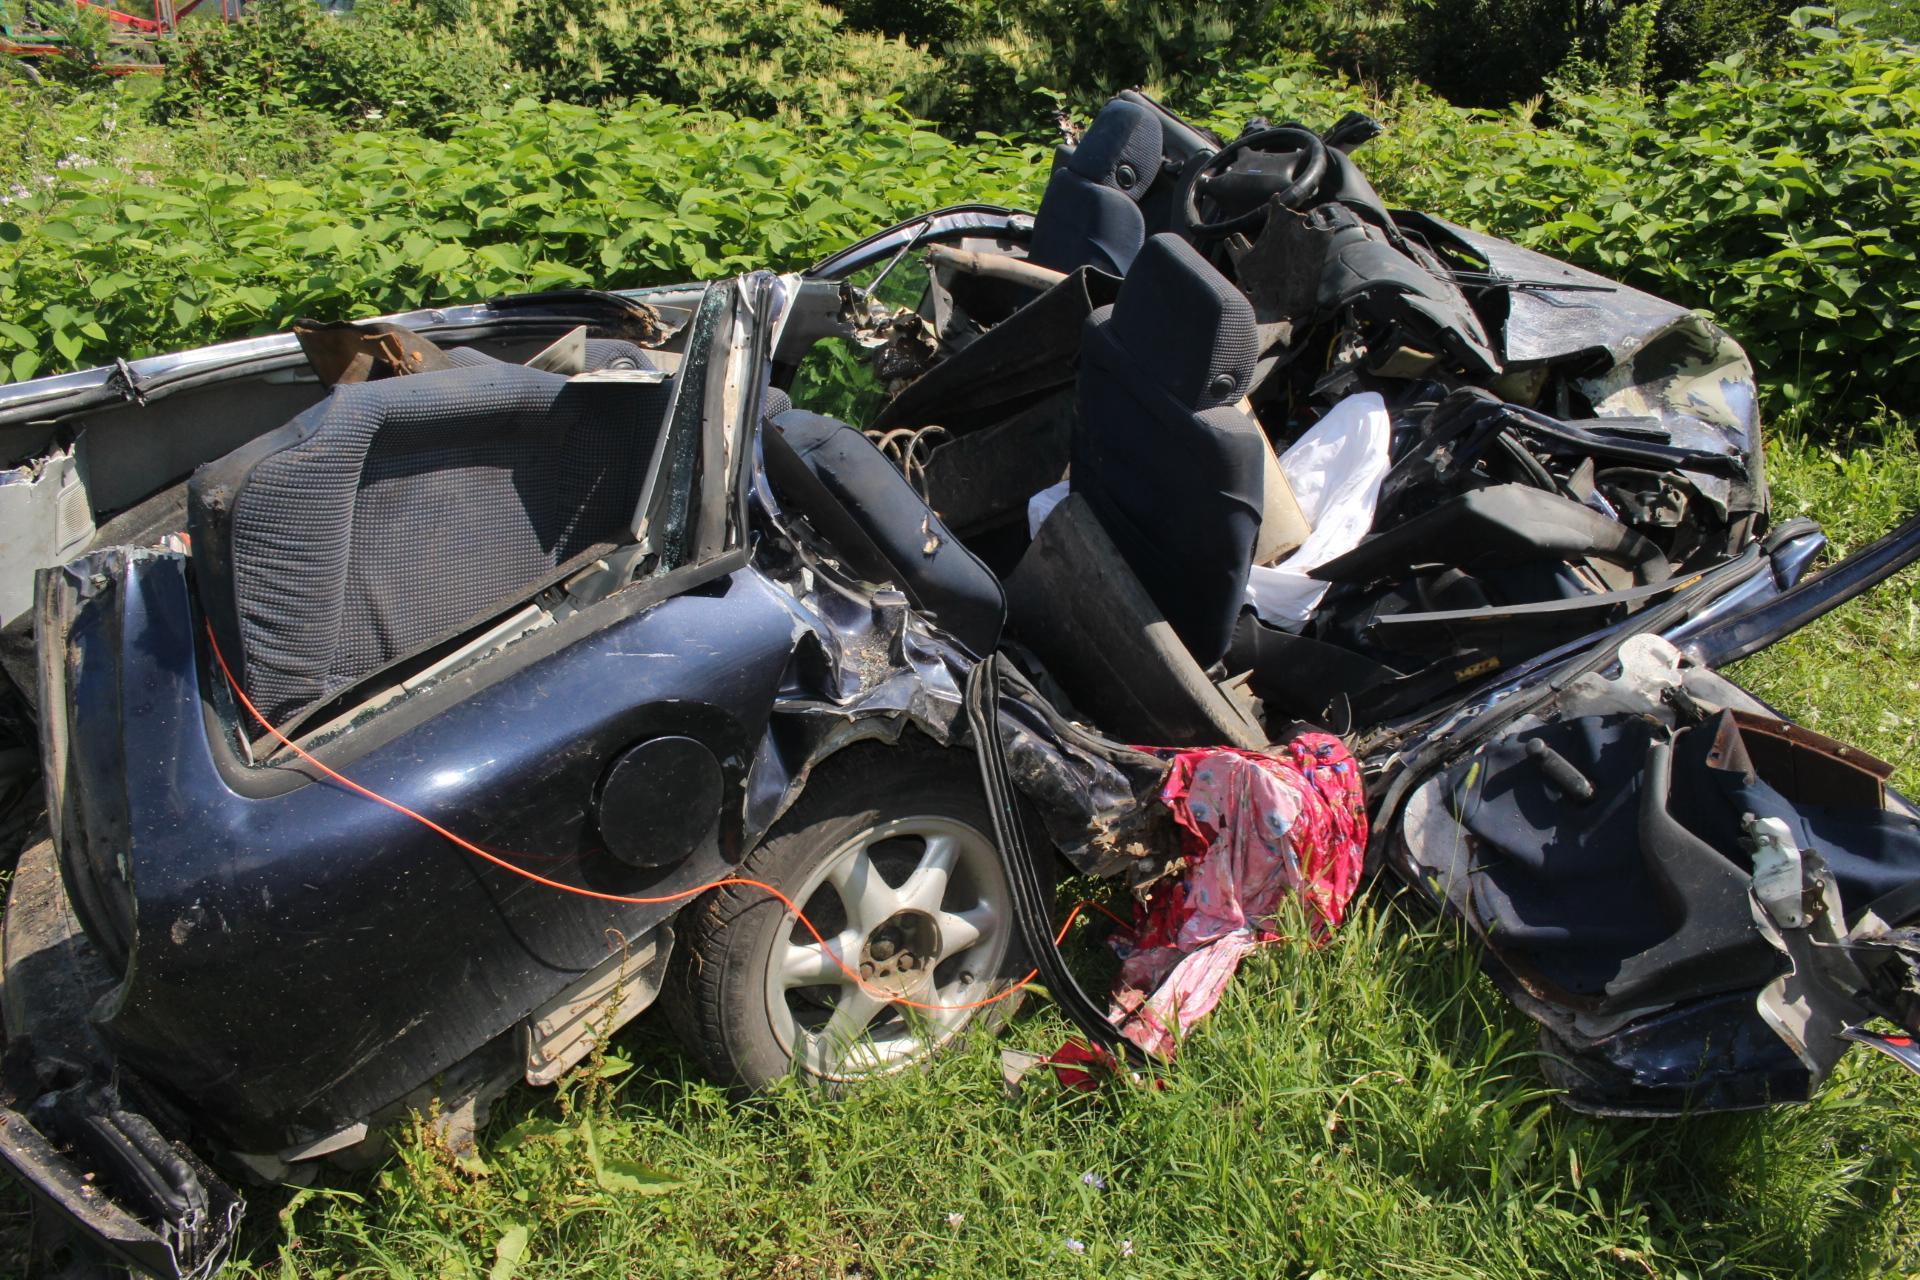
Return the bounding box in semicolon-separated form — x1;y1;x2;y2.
945;1212;964;1229
1063;1238;1085;1255
1121;1240;1135;1258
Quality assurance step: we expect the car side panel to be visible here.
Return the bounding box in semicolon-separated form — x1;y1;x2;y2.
56;552;799;1153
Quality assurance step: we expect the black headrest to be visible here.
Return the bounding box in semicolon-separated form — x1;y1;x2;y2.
1104;233;1258;410
1066;99;1165;200
761;410;1005;657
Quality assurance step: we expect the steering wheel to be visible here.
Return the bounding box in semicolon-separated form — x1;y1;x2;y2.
1178;125;1330;240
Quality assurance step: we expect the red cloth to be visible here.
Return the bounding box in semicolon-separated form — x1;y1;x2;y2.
1107;734;1368;1057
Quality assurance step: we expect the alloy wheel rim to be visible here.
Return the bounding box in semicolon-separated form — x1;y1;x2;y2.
760;813;1012;1081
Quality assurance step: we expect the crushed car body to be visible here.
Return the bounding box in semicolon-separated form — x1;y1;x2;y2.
0;91;1915;1277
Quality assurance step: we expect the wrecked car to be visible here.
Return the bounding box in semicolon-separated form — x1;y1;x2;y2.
0;91;1916;1278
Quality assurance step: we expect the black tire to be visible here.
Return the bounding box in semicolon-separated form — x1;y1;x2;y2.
666;740;1030;1091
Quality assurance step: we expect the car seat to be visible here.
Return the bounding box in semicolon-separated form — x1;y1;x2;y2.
1007;234;1269;747
1027;99;1166;277
189;358;673;730
759;405;1006;658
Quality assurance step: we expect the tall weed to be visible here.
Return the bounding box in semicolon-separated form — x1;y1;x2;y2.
151;0;514;133
499;0;940;122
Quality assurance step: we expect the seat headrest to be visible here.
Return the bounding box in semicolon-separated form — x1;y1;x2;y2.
1104;233;1258;410
1066;99;1165;201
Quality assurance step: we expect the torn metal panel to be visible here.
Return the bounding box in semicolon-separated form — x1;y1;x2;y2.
524;925;675;1086
1392;643;1920;1114
0;443;94;628
0;1094;243;1280
1422;216;1692;367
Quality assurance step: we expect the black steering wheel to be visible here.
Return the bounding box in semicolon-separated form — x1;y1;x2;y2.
1178;125;1330;240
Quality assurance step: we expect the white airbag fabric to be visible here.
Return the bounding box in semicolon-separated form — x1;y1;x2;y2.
1245;391;1392;630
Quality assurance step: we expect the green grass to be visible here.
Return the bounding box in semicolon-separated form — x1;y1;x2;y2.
1731;414;1920;795
241;916;1920;1279
2;432;1915;1278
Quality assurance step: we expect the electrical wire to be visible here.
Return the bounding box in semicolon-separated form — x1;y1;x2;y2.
205;620;1123;1016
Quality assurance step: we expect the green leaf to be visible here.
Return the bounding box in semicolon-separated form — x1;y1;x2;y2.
578;1118;681;1196
0;222;20;244
420;244;468;275
497;1117;567;1151
51;330;84;363
594;1155;683;1196
475;244;527;274
0;321;35;347
89;274;137;301
11;350;42;382
489;1224;530;1280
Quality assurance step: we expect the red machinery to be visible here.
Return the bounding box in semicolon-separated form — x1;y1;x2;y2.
1;0;245;73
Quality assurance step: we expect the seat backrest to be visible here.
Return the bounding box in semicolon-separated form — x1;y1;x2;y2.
760;408;1005;657
1071;233;1265;667
189;361;673;729
1027;99;1164;277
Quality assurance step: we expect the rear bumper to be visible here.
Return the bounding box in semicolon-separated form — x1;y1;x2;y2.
1;836;244;1280
0;1097;242;1280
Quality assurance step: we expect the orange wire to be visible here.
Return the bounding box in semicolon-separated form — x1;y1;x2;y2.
205;622;1115;1015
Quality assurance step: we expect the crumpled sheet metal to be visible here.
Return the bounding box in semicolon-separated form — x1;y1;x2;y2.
1574;312;1758;516
1437;221;1691;368
739;553;1159;878
1107;736;1369;1058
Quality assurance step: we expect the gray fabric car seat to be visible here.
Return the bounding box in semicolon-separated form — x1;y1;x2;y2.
189;361;672;730
1027;99;1165;276
1069;233;1265;667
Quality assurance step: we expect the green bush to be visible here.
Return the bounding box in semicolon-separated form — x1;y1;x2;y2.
0;76;163;190
1194;9;1920;422
1381;0;1793;105
4;8;1915;427
151;0;513;134
499;0;939;122
927;0;1298;133
0;96;1045;383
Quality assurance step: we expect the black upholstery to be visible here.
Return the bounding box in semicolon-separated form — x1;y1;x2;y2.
1008;491;1265;749
1028;99;1164;276
1071;233;1265;667
761;409;1005;657
189;361;672;729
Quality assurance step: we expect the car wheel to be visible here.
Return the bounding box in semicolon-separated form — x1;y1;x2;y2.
667;741;1026;1090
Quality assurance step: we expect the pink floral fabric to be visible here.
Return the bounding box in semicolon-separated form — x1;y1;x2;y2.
1108;735;1368;1058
